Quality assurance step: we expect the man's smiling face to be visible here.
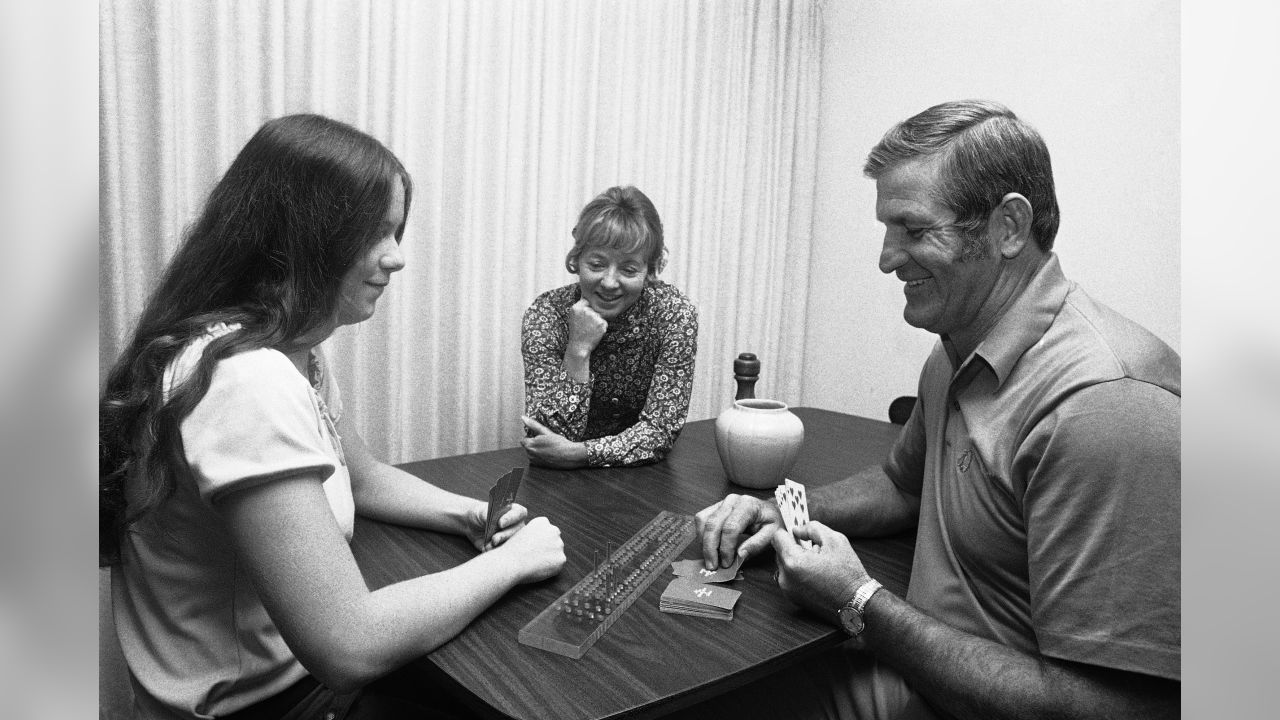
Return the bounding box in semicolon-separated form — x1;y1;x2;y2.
874;156;1001;339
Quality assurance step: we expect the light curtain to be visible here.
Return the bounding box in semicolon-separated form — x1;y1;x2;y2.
101;0;822;464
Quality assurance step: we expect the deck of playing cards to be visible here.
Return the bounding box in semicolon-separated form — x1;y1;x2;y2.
483;467;523;546
775;478;812;548
659;577;741;621
660;553;745;620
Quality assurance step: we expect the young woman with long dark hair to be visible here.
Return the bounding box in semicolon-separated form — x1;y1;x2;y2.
100;114;565;720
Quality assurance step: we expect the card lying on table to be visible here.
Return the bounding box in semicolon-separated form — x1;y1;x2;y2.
483;467;524;546
775;478;812;548
670;554;744;583
659;577;741;621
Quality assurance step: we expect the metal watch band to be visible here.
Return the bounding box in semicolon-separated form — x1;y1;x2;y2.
852;578;883;614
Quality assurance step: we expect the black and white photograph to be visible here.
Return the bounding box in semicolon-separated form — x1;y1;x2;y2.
2;0;1275;718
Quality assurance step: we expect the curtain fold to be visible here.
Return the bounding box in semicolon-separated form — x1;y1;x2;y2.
101;0;823;464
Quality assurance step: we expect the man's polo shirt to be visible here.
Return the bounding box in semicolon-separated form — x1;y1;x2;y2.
884;254;1180;681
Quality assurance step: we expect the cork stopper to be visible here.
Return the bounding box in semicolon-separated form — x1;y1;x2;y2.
733;352;760;400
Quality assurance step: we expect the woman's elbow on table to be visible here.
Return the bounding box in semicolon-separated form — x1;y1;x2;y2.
275;599;438;692
292;635;404;693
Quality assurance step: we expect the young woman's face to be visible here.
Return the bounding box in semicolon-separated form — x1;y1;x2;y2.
335;180;406;326
575;245;649;321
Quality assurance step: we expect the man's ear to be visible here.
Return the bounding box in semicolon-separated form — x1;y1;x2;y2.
990;192;1034;259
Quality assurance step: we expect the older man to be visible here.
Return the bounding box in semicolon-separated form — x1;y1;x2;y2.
693;101;1179;720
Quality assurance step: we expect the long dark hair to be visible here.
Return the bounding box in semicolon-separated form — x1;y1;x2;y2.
99;114;411;564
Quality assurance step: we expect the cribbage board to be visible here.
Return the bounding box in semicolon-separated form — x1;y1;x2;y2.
518;510;696;659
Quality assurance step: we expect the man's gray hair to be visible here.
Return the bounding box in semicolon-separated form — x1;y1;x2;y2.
863;100;1060;251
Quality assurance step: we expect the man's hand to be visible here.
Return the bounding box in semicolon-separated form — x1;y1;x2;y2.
773;521;870;623
464;499;529;552
566;297;608;355
695;494;784;570
520;415;589;468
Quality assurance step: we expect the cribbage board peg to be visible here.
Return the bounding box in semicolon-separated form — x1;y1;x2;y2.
733;352;760;400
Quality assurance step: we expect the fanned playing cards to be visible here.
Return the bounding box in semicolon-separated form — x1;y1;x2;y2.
483;467;523;546
775;478;812;548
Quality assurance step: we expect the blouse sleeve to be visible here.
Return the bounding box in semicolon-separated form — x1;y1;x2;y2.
584;295;698;466
181;348;336;504
521;294;593;439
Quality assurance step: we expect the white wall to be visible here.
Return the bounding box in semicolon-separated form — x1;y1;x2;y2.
802;0;1180;420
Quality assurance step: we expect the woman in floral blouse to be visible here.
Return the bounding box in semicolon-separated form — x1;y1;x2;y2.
520;186;698;468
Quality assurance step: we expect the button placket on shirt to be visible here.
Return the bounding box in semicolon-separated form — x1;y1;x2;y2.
943;361;979;461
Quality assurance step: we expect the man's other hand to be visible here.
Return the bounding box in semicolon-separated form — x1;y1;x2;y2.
695;494;784;570
773;520;871;621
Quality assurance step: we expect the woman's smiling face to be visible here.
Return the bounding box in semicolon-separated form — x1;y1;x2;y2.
335;179;406;327
575;245;649;321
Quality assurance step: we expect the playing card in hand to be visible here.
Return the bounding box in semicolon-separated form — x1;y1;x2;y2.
671;554;744;583
774;478;812;548
483;467;523;546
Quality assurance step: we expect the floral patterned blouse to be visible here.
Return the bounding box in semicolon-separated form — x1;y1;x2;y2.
521;281;698;466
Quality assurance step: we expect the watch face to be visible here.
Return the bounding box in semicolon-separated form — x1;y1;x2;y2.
839;605;865;636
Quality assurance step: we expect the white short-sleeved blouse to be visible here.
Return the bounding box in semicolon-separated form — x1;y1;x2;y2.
113;323;354;719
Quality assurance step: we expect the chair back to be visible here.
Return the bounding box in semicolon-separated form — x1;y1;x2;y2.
888;396;917;425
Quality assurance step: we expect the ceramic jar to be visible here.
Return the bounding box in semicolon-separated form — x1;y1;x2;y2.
714;399;805;489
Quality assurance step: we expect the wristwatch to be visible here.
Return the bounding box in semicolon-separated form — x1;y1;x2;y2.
837;578;883;637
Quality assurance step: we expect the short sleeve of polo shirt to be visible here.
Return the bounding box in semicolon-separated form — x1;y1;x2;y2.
181;348;336;504
1019;378;1180;680
883;397;928;497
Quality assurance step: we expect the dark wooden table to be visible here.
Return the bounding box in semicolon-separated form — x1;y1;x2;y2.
350;407;914;719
